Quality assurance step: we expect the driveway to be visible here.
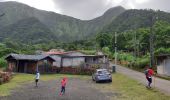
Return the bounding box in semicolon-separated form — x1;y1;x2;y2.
112;64;170;95
0;78;113;100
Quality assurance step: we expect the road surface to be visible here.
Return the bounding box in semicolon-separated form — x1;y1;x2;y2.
113;64;170;95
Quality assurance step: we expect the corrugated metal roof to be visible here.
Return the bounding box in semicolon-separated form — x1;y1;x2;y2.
5;53;55;61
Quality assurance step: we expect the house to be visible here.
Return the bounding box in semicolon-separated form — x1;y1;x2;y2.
45;51;86;67
5;54;55;73
44;51;109;69
156;54;170;76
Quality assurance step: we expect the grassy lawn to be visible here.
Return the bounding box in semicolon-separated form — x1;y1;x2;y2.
94;73;170;100
0;73;170;100
0;73;89;96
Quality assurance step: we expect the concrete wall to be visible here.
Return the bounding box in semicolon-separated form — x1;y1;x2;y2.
51;55;61;67
157;58;170;76
62;57;85;67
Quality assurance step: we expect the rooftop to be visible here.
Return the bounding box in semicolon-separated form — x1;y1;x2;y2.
5;53;55;61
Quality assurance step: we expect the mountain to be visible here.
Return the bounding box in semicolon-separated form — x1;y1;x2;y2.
0;1;125;43
0;17;57;44
101;9;170;33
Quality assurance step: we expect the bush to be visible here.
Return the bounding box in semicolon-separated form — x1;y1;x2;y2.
155;48;170;55
102;47;112;57
0;58;7;69
0;71;12;85
134;57;150;69
114;52;135;62
0;74;3;85
59;67;95;75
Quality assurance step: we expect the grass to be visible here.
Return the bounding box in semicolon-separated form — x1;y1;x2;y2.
0;74;34;96
0;73;89;96
94;73;170;100
155;74;170;81
0;73;170;100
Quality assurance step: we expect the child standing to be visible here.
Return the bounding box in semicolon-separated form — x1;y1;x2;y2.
60;77;67;96
35;71;40;87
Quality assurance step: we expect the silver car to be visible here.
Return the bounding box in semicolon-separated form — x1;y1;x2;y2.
92;69;112;83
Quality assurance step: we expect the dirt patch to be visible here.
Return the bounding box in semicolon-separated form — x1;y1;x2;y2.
0;78;113;100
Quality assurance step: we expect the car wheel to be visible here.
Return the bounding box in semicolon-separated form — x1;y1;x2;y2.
109;79;112;82
95;78;99;83
96;80;99;83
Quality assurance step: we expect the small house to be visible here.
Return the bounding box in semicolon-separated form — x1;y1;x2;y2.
156;54;170;76
5;54;55;73
45;51;108;68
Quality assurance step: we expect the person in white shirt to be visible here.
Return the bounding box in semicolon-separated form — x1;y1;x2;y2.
35;71;40;87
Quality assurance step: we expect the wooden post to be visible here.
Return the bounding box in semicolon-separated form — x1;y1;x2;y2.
16;60;19;72
36;62;39;72
154;75;156;88
24;62;27;73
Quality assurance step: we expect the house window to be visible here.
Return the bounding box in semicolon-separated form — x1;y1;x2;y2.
43;60;47;63
93;58;98;63
85;58;87;63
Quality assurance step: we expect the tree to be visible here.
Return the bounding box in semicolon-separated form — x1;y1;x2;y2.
96;33;111;49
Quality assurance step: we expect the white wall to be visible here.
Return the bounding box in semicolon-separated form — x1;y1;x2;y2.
165;59;170;76
51;55;61;67
157;58;170;76
62;57;85;67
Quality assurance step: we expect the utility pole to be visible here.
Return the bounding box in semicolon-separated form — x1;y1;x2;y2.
150;15;157;67
114;32;117;65
134;30;137;60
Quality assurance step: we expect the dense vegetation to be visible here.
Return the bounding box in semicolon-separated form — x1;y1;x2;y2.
96;20;170;69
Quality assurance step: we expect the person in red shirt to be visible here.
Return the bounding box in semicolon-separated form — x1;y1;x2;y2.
60;77;67;96
145;66;154;88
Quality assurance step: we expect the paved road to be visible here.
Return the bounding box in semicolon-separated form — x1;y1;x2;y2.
113;64;170;95
0;78;112;100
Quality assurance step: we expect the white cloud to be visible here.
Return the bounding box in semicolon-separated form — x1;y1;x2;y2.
105;0;124;7
135;0;149;4
127;2;135;9
1;0;169;20
111;0;124;4
2;0;61;13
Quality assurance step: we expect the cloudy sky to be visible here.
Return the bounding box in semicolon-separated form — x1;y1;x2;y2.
0;0;170;20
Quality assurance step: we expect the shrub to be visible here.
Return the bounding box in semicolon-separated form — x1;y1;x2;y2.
59;67;95;75
0;58;7;69
0;71;12;85
133;57;150;69
0;73;3;85
155;47;170;55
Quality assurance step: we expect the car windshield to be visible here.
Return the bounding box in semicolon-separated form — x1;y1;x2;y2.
98;70;108;74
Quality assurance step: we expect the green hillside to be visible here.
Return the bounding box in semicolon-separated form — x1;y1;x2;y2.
0;1;125;42
0;17;57;44
101;9;170;33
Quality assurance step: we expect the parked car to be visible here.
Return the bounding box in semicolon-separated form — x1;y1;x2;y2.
92;69;112;83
